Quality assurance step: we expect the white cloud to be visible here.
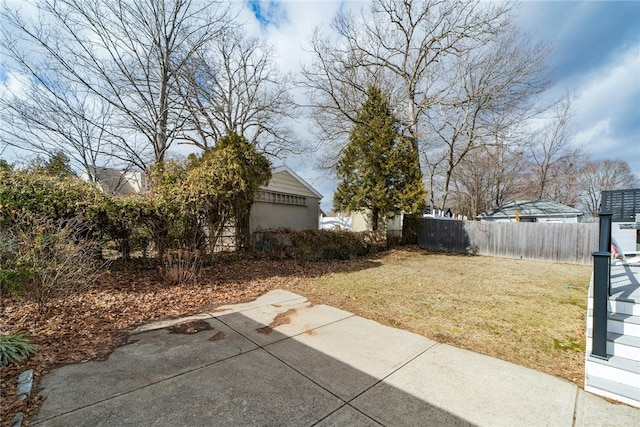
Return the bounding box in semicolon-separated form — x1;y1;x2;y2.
0;71;30;98
571;42;640;173
573;43;640;124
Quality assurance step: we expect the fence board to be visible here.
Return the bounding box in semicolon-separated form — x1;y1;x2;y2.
407;217;598;265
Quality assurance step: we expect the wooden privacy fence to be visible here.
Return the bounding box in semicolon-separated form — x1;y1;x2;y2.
404;216;599;265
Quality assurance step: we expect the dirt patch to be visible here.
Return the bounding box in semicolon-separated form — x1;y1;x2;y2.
168;319;213;334
256;308;298;335
209;331;225;341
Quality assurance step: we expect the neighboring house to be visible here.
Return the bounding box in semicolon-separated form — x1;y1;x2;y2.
250;165;323;232
81;167;148;196
601;188;640;254
349;210;404;238
84;165;323;234
477;200;583;223
320;211;352;230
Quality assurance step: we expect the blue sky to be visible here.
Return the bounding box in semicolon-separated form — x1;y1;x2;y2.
239;0;640;208
516;1;640;174
519;1;639;82
2;1;638;209
246;0;288;28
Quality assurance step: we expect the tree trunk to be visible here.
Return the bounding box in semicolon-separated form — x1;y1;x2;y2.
235;206;252;251
371;207;380;232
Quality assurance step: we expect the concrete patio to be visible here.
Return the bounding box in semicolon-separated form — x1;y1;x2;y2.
34;290;640;426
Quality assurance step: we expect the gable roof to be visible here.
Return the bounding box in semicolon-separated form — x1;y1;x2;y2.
478;199;583;219
262;165;323;199
84;167;147;196
84;165;322;199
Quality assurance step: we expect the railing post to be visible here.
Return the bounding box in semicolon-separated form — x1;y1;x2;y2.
591;251;610;360
591;211;612;360
598;212;612;253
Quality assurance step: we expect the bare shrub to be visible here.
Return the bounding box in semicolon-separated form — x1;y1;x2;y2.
1;213;108;310
253;229;382;261
159;249;201;285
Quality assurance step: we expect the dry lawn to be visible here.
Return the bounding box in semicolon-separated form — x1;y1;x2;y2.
1;248;592;424
289;248;592;386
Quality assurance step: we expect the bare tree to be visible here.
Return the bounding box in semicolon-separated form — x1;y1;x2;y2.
579;159;639;216
537;150;586;207
300;0;515;165
177;28;297;157
525;94;579;200
451;142;526;218
424;22;549;209
0;67;138;174
1;0;232;170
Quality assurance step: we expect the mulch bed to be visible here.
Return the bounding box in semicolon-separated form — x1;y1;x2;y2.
0;256;359;426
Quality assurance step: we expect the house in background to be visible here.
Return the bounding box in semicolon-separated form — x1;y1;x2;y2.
477;200;583;223
84;164;323;234
250;165;322;232
81;167;148;196
320;211;352;230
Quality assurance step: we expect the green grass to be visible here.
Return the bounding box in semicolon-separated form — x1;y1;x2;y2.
290;248;592;386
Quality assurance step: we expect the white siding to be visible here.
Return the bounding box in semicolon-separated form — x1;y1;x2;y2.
262;170;319;198
611;223;638;254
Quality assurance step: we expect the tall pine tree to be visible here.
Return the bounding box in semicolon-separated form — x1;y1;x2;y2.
334;86;426;232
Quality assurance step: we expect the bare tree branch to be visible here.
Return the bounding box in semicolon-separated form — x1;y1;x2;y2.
1;0;233;171
176;28;298;157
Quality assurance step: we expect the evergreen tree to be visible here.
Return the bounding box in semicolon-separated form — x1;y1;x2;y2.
183;133;271;251
334;86;426;232
28;151;76;179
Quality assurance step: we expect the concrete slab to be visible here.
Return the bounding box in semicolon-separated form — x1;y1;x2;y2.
212;289;307;315
265;315;436;400
133;312;215;333
315;405;383;426
352;343;577;427
34;349;342;427
36;318;256;420
219;303;353;346
31;290;640;426
574;389;640;426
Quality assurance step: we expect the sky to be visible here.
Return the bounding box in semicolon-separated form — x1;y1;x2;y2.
237;0;640;210
1;1;639;211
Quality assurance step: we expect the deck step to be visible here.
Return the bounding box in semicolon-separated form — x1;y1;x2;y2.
608;299;640;316
585;376;640;408
585;356;640;387
587;298;640;315
585;332;640;360
608;313;640;337
585;276;640;408
607;332;640;348
586;311;640;337
585;330;640;346
607;336;640;360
